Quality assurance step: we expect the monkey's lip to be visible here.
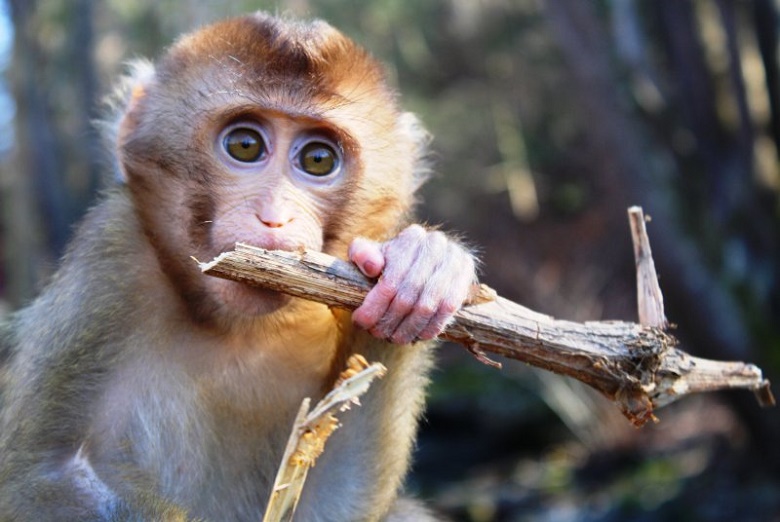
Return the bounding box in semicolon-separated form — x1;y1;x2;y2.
214;239;309;257
209;241;300;305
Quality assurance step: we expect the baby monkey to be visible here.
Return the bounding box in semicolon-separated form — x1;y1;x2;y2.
0;12;476;521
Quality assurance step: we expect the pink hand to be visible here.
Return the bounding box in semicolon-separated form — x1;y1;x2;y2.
348;225;476;344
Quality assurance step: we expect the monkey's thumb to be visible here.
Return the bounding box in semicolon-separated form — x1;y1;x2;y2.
348;237;386;278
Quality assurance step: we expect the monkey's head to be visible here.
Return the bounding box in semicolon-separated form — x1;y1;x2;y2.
112;13;429;322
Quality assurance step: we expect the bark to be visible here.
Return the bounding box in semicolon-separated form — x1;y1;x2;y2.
200;237;774;428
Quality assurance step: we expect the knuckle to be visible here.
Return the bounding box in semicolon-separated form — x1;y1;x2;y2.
392;293;417;314
351;308;376;330
428;229;447;246
417;329;438;341
390;332;410;345
369;326;386;339
439;300;459;317
405;224;426;236
397;224;426;245
413;301;437;318
375;279;399;298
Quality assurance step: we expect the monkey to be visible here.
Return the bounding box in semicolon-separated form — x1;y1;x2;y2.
0;12;477;522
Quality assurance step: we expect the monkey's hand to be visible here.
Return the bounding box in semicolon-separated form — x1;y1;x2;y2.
348;225;476;344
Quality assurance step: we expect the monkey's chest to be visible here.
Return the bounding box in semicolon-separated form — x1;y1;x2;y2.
93;345;331;517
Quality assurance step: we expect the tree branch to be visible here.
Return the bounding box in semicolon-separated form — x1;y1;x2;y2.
263;355;387;522
198;211;774;427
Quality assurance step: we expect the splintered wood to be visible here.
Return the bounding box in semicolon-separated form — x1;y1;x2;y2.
200;207;775;427
628;206;668;329
262;355;386;522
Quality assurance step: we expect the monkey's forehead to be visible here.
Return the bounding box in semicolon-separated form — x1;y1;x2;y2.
158;13;389;102
115;12;419;206
130;13;402;144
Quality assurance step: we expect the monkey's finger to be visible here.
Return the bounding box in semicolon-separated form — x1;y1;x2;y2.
348;237;385;278
369;277;428;341
360;255;429;337
417;305;457;341
350;240;395;331
416;290;468;341
352;226;427;331
415;248;475;340
371;236;450;340
352;280;398;331
387;296;438;344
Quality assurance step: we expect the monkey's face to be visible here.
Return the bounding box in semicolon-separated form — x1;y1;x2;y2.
210;114;345;254
205;113;354;313
115;14;424;321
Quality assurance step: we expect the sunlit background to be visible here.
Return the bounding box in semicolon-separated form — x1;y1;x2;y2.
0;4;14;155
1;1;778;520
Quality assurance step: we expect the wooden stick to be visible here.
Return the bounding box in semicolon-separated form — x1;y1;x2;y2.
199;224;774;427
628;206;668;329
263;355;387;522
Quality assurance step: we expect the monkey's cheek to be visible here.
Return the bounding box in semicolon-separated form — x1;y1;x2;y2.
210;278;292;317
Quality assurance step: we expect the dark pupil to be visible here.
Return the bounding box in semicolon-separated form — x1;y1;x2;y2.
301;143;336;176
225;129;264;162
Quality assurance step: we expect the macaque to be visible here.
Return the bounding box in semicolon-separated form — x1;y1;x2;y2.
0;12;476;522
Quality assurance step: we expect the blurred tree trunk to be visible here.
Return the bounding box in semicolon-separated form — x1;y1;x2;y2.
753;0;780;152
3;0;99;306
750;0;780;325
541;0;751;359
657;0;778;351
70;0;101;223
541;0;780;465
3;0;55;305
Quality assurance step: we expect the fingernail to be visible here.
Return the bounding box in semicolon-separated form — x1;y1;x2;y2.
363;261;379;276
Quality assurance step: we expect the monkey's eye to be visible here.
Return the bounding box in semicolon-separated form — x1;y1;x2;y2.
223;128;267;163
298;142;339;177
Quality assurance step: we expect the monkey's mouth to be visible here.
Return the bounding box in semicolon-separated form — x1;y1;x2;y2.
214;237;307;257
211;276;291;317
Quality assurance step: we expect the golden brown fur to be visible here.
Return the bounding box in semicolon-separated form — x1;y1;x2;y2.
0;12;467;521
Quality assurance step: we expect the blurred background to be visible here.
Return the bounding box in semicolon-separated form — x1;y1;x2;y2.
1;0;778;520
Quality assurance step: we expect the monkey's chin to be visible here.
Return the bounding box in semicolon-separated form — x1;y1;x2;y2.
213;279;292;317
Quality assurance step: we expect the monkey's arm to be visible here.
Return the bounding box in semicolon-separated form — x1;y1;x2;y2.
293;226;476;520
0;195;195;520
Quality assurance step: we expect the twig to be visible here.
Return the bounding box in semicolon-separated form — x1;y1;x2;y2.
199;212;774;427
628;206;668;329
262;355;387;522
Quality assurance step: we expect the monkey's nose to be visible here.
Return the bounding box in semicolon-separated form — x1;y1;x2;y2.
256;213;292;229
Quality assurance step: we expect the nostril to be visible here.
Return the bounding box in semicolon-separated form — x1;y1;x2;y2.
256;213;292;229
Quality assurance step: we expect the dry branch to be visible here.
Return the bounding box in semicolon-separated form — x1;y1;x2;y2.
199;214;774;427
629;206;668;329
263;355;387;522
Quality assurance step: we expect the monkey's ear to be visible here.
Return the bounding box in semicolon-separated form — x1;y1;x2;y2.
115;82;149;175
98;60;156;183
397;112;432;192
127;84;148;114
